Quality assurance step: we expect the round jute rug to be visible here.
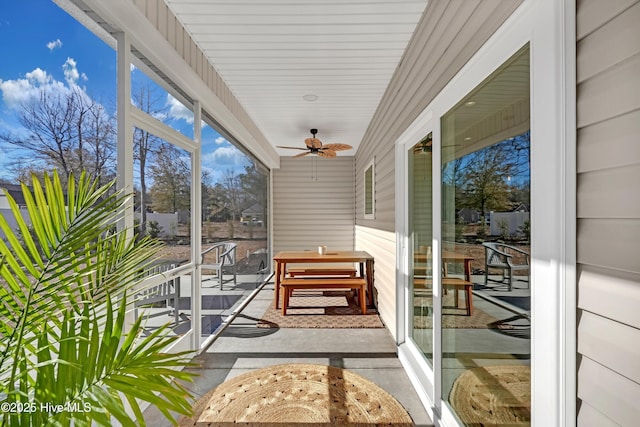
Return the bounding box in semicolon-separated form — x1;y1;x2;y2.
178;363;414;426
449;364;530;426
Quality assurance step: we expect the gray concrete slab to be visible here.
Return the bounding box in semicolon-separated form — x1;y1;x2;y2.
143;282;434;427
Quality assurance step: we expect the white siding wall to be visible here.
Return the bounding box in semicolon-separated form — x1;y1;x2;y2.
272;157;355;254
352;0;521;342
355;0;523;233
576;0;640;425
355;225;396;338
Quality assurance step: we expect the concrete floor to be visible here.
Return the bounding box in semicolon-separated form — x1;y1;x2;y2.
143;280;434;426
141;273;531;426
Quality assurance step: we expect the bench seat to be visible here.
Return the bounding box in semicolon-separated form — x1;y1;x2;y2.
287;266;357;278
414;277;473;316
280;277;367;315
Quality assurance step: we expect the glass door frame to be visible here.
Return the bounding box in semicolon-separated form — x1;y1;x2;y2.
395;1;576;426
396;112;441;410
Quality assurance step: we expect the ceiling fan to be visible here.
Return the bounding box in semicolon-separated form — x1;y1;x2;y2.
412;133;459;154
413;133;433;154
277;129;352;158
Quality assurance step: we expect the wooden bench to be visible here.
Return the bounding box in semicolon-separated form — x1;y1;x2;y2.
287;266;357;278
279;277;367;315
414;277;474;316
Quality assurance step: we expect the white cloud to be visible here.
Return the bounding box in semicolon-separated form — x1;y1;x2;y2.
215;136;227;145
201;151;250;184
25;68;51;85
204;145;249;168
62;57;87;85
46;39;62;51
166;94;194;124
0;68;68;108
0;61;91;110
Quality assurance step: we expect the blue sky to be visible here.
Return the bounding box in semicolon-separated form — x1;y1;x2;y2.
0;0;250;183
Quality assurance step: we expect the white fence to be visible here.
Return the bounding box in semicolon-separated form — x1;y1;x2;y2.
134;212;178;238
0;208;178;239
489;211;530;237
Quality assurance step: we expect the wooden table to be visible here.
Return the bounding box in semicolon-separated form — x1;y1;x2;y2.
414;250;473;281
273;250;375;309
414;250;475;315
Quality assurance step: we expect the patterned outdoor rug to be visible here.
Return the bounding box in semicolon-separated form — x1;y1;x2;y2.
257;290;384;329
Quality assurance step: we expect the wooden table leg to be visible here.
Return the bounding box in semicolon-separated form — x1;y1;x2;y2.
465;284;473;316
365;259;374;307
274;261;282;309
464;259;472;282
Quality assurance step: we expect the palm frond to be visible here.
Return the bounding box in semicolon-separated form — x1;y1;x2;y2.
0;171;195;427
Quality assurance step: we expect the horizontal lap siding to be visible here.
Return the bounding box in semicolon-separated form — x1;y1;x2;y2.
355;225;396;338
354;0;522;233
352;0;521;341
576;0;640;424
273;157;355;254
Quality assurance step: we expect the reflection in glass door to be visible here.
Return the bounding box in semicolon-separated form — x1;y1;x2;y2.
440;45;531;426
409;132;434;365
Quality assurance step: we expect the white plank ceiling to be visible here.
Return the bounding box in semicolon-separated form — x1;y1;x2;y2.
165;0;427;156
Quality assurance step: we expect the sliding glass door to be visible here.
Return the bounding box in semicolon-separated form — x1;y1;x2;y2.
400;44;532;427
440;45;531;426
409;132;435;364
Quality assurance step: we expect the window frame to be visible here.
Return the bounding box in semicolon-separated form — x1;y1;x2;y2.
364;158;375;219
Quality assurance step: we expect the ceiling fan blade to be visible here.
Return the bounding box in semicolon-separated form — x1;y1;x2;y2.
317;149;336;158
277;146;308;150
305;137;322;149
293;151;311;158
321;143;352;151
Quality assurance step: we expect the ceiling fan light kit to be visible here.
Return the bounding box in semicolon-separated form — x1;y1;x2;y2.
277;129;352;159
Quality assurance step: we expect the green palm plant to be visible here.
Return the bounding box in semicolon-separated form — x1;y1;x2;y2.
0;171;194;426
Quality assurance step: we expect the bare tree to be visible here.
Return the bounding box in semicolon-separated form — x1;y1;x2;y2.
221;169;242;221
0;87;116;184
131;84;166;235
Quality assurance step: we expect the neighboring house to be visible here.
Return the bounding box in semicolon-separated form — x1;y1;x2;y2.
511;202;529;213
0;182;27;209
456;208;480;224
43;1;640;426
240;203;264;226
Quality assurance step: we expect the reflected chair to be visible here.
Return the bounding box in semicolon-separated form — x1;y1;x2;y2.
482;242;530;291
201;242;237;290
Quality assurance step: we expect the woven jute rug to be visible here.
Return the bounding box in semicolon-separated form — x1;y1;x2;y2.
257;290;384;329
413;295;511;329
178;363;415;426
449;365;531;426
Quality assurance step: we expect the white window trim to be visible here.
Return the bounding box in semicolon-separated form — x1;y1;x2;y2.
395;0;576;426
364;158;375;219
